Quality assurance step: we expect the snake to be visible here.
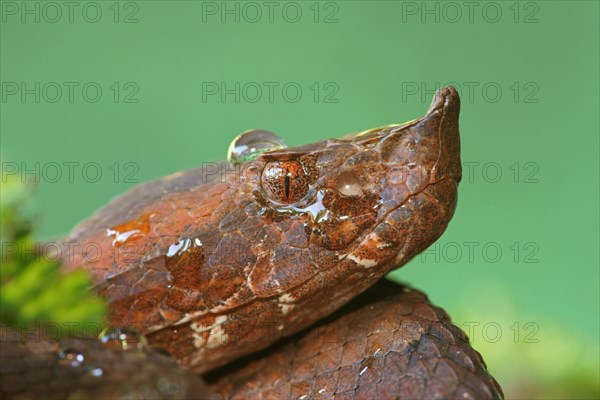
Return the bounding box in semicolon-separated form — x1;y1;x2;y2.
0;86;503;399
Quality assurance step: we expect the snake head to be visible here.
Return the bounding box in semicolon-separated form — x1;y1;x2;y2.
250;86;461;298
60;86;461;372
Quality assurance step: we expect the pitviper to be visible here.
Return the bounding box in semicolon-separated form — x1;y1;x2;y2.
0;86;503;399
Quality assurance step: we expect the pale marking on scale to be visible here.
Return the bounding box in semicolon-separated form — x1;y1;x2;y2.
278;293;296;303
146;324;167;333
346;254;378;268
191;315;228;349
171;310;209;328
279;303;295;315
338;232;383;268
207;300;238;314
206;315;229;349
206;328;228;349
169;300;237;329
190;315;228;334
277;292;296;315
363;231;382;245
192;333;206;349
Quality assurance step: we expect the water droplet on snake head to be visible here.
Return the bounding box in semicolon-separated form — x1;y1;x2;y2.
228;130;287;164
335;171;363;196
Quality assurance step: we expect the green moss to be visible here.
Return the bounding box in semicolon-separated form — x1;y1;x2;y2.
0;176;106;337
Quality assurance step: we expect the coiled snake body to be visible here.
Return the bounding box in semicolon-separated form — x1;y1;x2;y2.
1;87;503;399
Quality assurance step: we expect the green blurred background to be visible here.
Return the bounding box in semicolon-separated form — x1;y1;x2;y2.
1;1;598;398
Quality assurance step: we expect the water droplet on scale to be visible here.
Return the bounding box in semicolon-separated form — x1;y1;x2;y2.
227;130;287;164
296;190;328;223
335;171;363;196
106;212;156;248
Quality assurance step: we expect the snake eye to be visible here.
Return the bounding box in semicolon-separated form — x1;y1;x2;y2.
261;161;308;204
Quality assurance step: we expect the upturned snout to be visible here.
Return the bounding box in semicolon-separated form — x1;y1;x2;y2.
424;85;462;183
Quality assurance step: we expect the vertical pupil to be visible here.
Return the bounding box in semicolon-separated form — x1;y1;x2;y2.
284;168;291;199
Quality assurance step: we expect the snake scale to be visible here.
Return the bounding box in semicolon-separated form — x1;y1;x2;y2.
0;86;503;399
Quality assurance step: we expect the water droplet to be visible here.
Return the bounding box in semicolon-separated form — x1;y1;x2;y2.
277;190;329;223
158;378;180;395
166;238;191;257
359;357;374;376
89;367;104;377
335;171;363;196
106;212;157;248
299;190;328;222
318;386;334;397
165;237;204;269
227;130;286;164
99;327;147;351
58;349;85;368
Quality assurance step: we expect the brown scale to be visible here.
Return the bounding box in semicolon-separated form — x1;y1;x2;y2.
204;281;502;400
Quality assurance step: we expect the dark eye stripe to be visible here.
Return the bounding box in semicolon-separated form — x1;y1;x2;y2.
284;169;291;200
